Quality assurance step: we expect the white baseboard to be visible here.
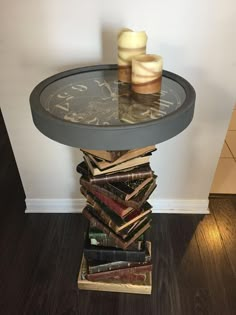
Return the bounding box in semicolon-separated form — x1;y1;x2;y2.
25;199;86;213
25;198;209;214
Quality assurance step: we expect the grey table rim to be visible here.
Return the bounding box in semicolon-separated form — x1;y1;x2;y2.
30;64;195;150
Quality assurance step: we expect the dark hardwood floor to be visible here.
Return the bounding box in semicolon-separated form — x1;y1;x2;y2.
0;200;235;315
0;108;25;216
1;109;236;314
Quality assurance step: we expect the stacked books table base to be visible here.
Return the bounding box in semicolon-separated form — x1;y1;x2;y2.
77;145;157;294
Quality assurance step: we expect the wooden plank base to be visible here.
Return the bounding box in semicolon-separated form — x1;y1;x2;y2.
78;255;152;294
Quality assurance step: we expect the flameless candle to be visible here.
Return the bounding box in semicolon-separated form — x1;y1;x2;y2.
131;54;163;94
117;29;147;83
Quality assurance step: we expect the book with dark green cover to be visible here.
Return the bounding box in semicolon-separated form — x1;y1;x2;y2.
87;241;152;274
89;226;144;250
88;227;144;242
83;228;147;262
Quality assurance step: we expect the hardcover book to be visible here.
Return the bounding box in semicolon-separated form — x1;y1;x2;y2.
84;231;147;262
89;230;143;250
82;205;151;250
86;145;156;171
81;184;134;217
84;154;151;176
77;161;154;184
87;241;152;274
89;226;144;243
86;263;152;282
105;177;154;201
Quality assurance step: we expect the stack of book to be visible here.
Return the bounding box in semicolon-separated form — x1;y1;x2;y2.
77;145;157;294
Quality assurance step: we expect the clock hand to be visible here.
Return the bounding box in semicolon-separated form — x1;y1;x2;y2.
94;79;117;99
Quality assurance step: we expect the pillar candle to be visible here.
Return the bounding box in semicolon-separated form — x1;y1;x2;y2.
117;29;147;83
131;54;163;94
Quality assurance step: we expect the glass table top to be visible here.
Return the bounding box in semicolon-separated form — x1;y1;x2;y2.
30;65;195;149
40;69;186;126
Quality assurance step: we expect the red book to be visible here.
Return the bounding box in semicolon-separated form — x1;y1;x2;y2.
82;184;133;217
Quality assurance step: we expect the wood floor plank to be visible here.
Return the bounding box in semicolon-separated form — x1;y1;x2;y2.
21;215;86;315
168;214;213;315
210;199;236;275
151;214;183;315
194;212;236;315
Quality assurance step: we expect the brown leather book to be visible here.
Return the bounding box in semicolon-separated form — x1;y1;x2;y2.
107;177;154;201
86;263;152;283
76;161;154;184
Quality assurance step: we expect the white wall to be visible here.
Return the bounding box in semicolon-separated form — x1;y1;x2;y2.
1;0;235;212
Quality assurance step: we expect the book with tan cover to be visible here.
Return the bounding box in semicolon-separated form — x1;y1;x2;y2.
87;145;156;170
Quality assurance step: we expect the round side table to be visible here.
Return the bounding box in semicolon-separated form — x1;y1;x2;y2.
30;64;195;294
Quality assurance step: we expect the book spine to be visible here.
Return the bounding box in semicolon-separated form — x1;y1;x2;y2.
88;260;148;274
86;264;152;282
88;232;107;240
85;241;151;263
82;206;137;250
84;247;146;262
89;168;153;184
90;236;142;250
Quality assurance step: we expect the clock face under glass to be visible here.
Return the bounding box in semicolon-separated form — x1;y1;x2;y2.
40;69;186;126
